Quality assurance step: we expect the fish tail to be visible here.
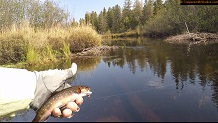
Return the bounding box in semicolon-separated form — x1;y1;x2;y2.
32;116;41;122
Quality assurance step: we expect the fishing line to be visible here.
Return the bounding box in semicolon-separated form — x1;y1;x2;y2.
89;70;218;101
91;83;175;100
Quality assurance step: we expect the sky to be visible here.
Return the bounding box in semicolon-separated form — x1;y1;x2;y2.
52;0;125;22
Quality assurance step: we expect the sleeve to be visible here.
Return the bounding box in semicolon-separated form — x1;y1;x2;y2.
0;67;37;117
29;63;77;111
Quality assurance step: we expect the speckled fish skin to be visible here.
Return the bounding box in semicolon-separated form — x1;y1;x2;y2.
32;85;92;122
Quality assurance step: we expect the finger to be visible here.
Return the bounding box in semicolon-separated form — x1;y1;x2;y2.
66;102;80;112
62;108;73;118
67;113;74;119
71;63;77;75
75;97;84;106
52;108;62;117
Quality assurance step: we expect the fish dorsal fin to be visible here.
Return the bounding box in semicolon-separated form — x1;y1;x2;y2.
77;87;81;93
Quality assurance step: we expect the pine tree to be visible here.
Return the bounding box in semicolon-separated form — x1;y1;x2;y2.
122;0;132;31
141;0;153;25
112;4;122;33
132;0;143;29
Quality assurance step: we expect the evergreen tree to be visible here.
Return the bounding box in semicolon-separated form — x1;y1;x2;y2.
85;12;91;25
98;11;107;34
141;0;153;25
153;0;164;15
71;18;78;27
112;4;122;33
132;0;143;29
122;0;132;30
90;11;99;30
80;0;217;35
106;7;114;32
79;18;85;26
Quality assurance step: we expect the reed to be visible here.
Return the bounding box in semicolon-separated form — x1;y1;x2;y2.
0;22;102;65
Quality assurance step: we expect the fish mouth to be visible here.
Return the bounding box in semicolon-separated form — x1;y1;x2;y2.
85;91;92;95
80;91;92;97
86;92;92;97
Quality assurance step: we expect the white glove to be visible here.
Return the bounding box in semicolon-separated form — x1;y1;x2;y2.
0;63;77;118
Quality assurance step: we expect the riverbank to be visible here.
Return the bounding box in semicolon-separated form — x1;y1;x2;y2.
0;24;101;66
165;32;218;44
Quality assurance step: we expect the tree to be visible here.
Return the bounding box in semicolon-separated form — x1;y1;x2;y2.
71;18;78;27
153;0;164;15
0;0;69;30
90;11;99;30
122;0;132;30
112;4;122;33
80;0;218;35
131;0;143;29
141;0;153;25
42;0;69;28
106;7;114;32
85;12;91;25
98;11;107;34
0;0;17;30
79;18;85;26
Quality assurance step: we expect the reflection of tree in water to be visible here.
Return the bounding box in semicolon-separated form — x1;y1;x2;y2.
210;71;218;108
70;57;101;71
103;38;218;108
145;40;167;80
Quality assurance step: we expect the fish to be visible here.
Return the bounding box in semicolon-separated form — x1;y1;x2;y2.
32;85;92;122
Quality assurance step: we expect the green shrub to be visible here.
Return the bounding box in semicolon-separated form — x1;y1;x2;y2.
0;34;28;64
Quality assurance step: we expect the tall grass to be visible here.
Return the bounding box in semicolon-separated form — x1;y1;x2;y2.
0;22;102;65
67;26;102;52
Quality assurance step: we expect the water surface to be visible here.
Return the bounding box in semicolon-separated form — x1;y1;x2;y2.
4;38;218;122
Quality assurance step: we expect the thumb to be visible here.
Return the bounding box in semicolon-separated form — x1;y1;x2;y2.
71;63;77;76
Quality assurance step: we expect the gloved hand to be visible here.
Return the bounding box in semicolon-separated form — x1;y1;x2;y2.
30;63;83;118
0;63;82;119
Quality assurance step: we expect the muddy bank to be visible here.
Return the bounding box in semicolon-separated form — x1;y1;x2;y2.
71;45;120;56
165;33;218;45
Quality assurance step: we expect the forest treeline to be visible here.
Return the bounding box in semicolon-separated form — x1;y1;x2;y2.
77;0;217;37
1;0;217;37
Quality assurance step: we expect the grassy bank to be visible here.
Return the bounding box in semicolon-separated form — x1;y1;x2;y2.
0;23;101;66
102;30;140;39
102;29;167;39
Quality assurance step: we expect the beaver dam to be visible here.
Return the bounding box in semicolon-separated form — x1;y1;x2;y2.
165;32;218;45
71;45;120;56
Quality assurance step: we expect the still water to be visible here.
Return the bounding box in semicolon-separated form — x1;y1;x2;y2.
5;38;218;121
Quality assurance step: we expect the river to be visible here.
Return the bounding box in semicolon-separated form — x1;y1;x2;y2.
3;38;218;121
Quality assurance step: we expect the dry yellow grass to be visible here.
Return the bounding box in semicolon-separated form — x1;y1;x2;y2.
0;22;102;65
67;26;102;52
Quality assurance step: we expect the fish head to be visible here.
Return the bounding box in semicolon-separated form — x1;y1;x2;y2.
77;85;92;97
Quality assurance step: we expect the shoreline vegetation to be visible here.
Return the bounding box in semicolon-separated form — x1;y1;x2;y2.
0;23;102;67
